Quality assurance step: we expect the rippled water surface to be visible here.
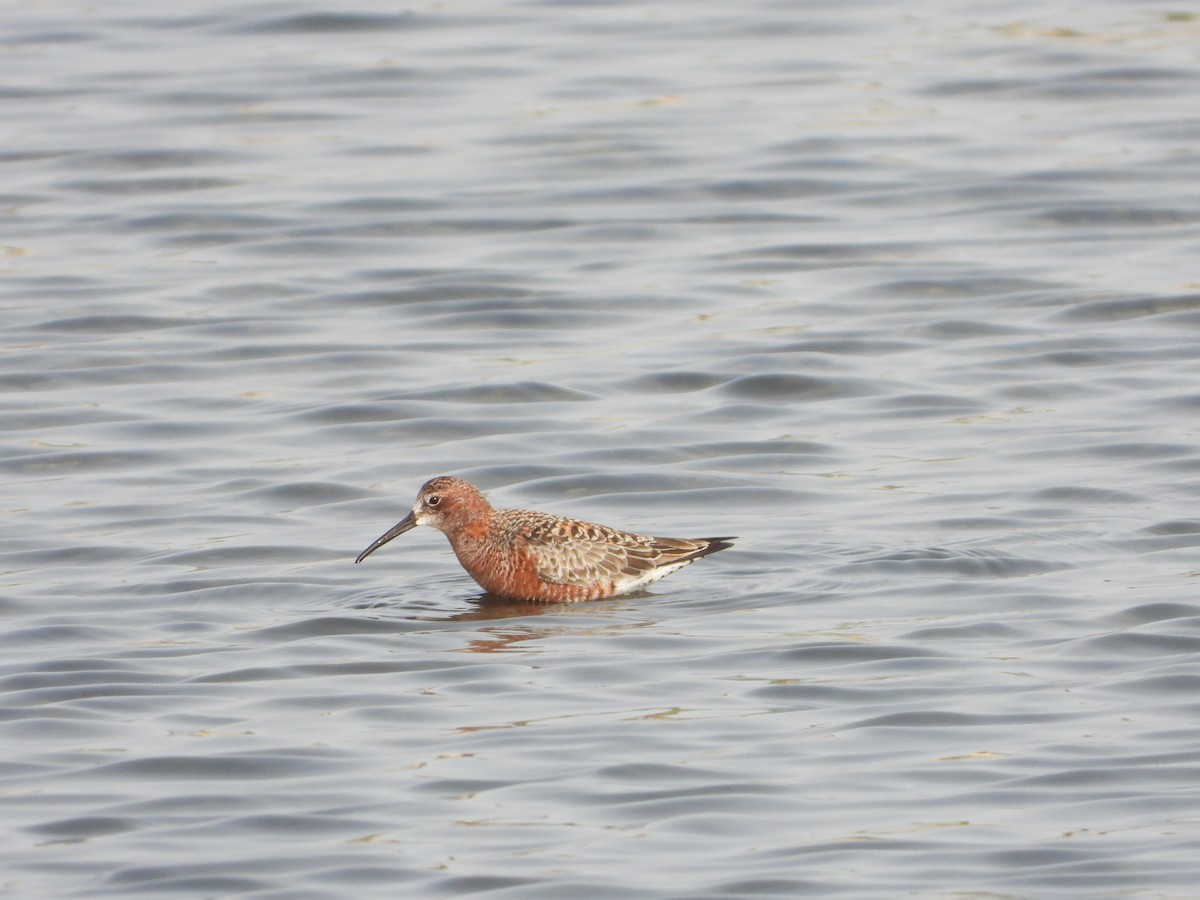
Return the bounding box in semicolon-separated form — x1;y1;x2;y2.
3;1;1200;896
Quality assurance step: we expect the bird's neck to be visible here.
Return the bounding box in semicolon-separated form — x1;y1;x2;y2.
445;509;493;547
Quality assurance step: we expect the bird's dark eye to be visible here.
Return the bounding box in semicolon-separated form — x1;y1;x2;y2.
427;495;441;507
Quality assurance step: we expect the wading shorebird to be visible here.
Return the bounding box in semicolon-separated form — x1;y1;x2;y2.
355;476;735;602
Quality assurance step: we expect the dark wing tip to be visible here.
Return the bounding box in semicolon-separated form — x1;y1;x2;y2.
693;536;736;559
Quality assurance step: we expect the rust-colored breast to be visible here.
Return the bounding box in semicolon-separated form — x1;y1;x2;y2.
460;519;491;542
493;544;542;599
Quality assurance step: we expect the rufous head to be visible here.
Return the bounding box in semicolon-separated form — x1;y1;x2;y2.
355;476;490;564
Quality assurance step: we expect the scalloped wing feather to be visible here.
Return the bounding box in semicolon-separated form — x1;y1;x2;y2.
497;509;724;588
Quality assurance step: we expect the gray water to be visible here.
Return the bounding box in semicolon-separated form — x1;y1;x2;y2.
3;1;1200;896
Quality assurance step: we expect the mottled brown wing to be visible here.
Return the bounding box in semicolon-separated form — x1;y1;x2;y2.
501;509;716;587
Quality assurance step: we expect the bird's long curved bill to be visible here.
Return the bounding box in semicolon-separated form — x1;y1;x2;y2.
355;511;417;563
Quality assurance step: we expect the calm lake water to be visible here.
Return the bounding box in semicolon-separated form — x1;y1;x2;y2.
3;1;1200;896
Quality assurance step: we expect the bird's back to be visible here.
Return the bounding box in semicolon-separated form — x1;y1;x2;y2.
496;507;733;594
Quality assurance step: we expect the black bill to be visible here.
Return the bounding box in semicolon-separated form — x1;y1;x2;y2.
355;510;418;563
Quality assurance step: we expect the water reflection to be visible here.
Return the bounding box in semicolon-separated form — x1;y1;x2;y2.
449;592;576;622
455;626;545;654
